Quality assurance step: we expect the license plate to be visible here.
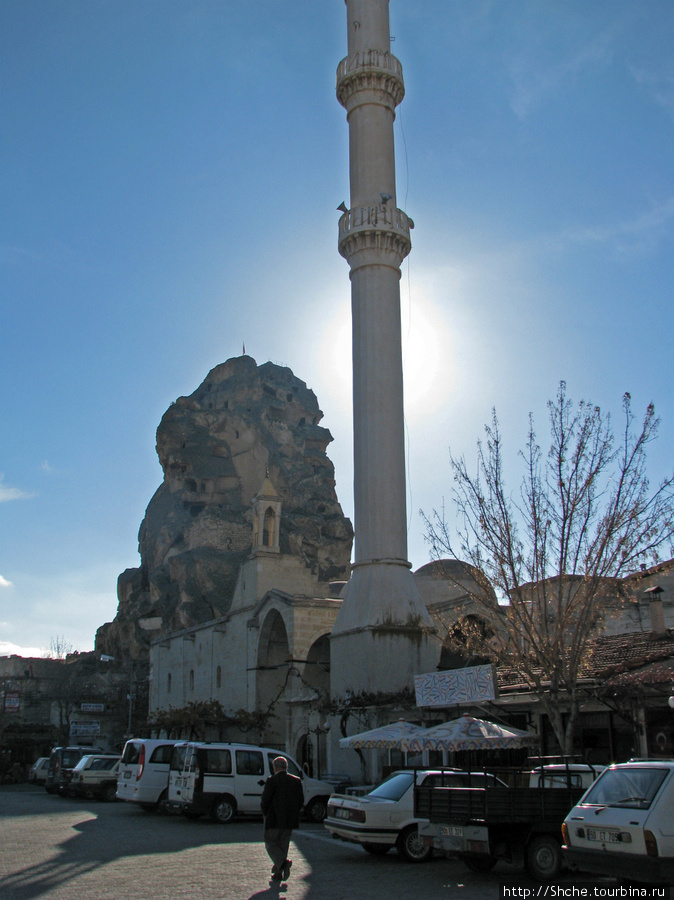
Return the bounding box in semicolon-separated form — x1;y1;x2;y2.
335;808;351;819
440;825;463;837
124;772;131;779
587;829;619;843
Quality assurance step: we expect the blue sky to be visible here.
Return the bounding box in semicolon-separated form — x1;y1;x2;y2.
2;0;672;657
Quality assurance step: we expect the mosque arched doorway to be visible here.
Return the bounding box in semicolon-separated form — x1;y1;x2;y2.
303;634;330;696
256;609;290;746
297;734;315;778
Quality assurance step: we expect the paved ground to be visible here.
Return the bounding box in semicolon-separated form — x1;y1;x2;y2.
0;785;606;900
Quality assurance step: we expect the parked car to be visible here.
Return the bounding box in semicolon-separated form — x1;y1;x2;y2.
28;757;50;785
563;760;674;884
116;739;178;810
168;741;335;823
69;755;121;801
325;769;507;863
45;746;105;795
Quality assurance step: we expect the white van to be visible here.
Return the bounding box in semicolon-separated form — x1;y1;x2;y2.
563;760;674;884
168;741;334;823
116;738;178;809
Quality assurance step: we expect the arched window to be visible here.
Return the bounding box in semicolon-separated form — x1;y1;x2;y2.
216;665;222;688
263;507;275;547
189;669;194;691
167;673;172;694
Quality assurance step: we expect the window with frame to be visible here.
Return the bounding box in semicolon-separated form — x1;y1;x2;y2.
236;750;264;776
206;749;232;774
150;744;175;765
267;753;301;778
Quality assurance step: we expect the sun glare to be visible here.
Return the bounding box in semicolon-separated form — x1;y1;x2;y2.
313;284;454;426
401;289;454;422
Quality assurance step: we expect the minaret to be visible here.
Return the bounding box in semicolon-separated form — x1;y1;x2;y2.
331;0;438;696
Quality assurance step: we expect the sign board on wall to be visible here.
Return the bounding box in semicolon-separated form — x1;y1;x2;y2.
81;703;104;712
415;664;498;708
70;721;101;736
4;692;20;713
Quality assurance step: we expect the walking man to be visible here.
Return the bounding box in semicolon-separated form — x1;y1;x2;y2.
261;756;304;882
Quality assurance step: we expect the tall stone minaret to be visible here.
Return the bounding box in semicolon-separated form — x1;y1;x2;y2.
331;0;438;696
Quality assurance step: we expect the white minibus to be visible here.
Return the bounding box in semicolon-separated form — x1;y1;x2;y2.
168;741;333;823
117;738;178;809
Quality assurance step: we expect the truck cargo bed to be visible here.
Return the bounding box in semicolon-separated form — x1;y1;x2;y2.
415;785;584;824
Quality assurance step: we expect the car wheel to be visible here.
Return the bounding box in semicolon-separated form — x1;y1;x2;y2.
363;843;391;856
396;826;433;863
305;796;328;823
463;855;497;873
211;795;236;824
526;835;562;881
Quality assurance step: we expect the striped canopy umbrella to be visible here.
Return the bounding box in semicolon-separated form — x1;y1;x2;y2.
338;719;424;750
401;714;539;753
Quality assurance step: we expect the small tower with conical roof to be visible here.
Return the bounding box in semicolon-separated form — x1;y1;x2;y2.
252;469;282;553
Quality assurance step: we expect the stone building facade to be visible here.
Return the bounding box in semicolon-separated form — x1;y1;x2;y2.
149;475;344;775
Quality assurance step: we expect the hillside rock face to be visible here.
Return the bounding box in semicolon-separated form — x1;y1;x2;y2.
96;356;353;659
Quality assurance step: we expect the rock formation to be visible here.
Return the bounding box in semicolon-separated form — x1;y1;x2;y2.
96;356;353;658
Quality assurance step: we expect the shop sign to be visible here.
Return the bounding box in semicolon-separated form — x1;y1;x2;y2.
4;692;20;713
70;721;100;736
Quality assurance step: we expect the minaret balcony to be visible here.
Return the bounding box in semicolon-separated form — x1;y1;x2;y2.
338;205;413;269
336;50;405;112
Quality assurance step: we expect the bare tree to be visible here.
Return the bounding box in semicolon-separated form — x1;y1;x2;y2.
45;635;74;659
422;383;674;754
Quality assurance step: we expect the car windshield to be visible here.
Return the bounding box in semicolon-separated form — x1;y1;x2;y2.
582;767;668;809
62;751;83;767
368;772;414;802
89;758;118;771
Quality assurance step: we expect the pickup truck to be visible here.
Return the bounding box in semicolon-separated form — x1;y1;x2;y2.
416;763;602;880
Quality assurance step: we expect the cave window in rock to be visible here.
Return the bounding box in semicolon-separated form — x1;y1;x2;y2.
216;665;222;689
185;478;197;493
263;507;276;548
304;634;330;695
439;615;494;670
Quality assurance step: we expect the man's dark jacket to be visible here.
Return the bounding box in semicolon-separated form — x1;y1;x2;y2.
261;771;305;830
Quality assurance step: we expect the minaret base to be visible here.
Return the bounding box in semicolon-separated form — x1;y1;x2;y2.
330;562;439;697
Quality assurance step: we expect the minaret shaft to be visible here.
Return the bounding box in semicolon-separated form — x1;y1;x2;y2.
348;104;397;209
351;264;407;562
331;0;438;696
